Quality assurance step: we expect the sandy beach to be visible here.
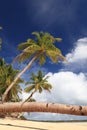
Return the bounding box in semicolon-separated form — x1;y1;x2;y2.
0;119;87;130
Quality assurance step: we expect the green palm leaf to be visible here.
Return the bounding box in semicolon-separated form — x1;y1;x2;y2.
23;44;40;53
24;85;35;93
39;54;46;65
55;38;62;42
18;39;36;50
32;32;41;43
42;83;52;92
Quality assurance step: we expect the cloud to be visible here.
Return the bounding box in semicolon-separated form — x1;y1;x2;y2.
63;37;87;72
66;38;87;63
26;71;87;120
33;71;87;105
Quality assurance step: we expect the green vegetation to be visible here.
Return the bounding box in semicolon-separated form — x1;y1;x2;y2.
2;31;65;102
24;70;52;102
0;31;66;119
0;58;23;102
17;31;65;64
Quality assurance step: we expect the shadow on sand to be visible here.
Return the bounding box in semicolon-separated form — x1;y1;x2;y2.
0;123;48;130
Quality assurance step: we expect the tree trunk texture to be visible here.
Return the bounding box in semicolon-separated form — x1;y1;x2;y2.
0;102;87;116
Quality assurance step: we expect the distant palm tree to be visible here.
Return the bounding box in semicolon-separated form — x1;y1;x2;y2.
2;32;66;102
0;58;23;102
24;70;52;102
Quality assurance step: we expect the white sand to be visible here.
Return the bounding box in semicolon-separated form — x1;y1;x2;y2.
0;118;87;130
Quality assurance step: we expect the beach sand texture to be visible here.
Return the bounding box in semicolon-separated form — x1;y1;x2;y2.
0;119;87;130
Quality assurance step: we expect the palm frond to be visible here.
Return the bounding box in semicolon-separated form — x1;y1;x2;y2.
30;73;37;81
41;32;55;44
55;38;62;42
14;52;33;63
38;87;43;93
43;76;50;81
25;81;35;85
15;44;40;63
24;85;35;93
42;83;52;92
39;54;46;65
23;44;40;53
46;50;58;63
18;39;36;50
32;32;41;42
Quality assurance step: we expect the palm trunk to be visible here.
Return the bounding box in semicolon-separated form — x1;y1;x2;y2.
24;84;39;102
2;53;41;102
24;90;36;102
21;89;36;112
0;102;87;116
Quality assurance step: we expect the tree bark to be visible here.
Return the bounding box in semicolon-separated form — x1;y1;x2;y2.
0;102;87;116
2;53;41;102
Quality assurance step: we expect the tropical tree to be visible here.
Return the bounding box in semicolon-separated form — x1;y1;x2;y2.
0;31;87;117
2;32;66;102
0;102;87;116
24;70;52;102
0;58;23;102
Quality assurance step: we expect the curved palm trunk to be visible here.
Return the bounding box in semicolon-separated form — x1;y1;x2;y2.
24;84;39;103
24;90;36;102
2;53;41;102
0;102;87;116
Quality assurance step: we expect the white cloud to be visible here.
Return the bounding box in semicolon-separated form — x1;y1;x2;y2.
33;71;87;105
66;38;87;63
27;71;87;120
63;37;87;72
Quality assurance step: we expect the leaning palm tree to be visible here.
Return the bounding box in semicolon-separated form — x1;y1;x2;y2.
0;58;23;102
2;32;66;102
24;70;52;102
0;102;87;116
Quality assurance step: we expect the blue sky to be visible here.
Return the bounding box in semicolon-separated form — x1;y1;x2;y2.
0;0;87;65
1;0;87;120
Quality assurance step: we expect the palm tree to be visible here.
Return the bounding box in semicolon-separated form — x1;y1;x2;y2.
24;70;52;102
2;32;66;102
0;58;23;102
0;102;87;116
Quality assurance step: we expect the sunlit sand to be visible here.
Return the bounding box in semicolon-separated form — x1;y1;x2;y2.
0;118;87;130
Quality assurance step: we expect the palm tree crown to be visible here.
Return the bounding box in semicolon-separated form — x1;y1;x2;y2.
17;32;66;64
24;70;52;102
